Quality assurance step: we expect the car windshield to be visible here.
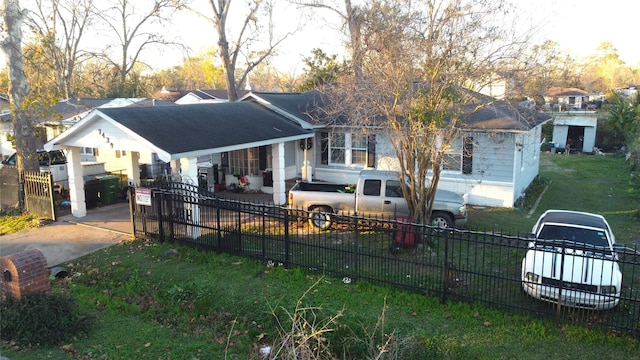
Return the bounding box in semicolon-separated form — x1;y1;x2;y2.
537;224;610;253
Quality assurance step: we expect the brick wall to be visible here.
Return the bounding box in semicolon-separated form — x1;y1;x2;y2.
1;249;50;301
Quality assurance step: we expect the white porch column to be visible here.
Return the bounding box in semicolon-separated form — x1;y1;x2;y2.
180;157;201;239
66;146;87;217
271;142;286;205
170;159;181;181
126;151;140;186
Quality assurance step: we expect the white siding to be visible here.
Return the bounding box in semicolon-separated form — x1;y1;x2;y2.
312;130;542;207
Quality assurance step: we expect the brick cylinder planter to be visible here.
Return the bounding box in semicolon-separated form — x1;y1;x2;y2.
1;249;50;301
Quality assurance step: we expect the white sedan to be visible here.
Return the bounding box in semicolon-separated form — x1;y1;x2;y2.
521;210;624;310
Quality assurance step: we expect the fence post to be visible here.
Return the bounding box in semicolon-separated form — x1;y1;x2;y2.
128;187;135;236
284;208;290;268
215;197;222;252
156;191;164;242
353;214;359;281
441;230;449;304
261;205;267;259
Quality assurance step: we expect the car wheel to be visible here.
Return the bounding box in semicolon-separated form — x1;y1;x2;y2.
430;211;453;229
309;207;333;230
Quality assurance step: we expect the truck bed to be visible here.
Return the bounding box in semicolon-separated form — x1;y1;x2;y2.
292;181;355;193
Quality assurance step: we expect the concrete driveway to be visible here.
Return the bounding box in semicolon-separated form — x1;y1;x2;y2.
0;202;133;267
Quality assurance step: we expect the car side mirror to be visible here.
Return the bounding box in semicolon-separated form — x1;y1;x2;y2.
526;232;536;239
613;243;625;253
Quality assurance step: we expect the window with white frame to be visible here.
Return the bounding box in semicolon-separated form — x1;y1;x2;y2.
326;132;372;167
351;133;368;165
329;133;345;164
443;137;462;171
80;147;96;156
442;136;473;174
229;148;259;176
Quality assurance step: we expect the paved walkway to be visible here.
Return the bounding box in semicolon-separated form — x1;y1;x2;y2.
0;202;133;267
0;190;277;268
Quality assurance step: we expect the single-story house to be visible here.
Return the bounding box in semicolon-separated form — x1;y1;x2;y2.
245;91;552;208
45;88;551;218
544;87;604;111
44;101;314;217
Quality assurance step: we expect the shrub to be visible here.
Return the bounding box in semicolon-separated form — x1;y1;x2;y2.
0;292;92;346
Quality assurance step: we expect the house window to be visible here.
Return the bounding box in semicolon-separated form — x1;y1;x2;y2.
115;150;126;158
351;134;367;165
81;147;96;156
329;133;345;164
443;136;473;174
443;137;462;171
324;132;375;167
229;148;259;176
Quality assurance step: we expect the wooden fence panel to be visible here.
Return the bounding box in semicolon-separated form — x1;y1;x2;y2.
0;166;19;212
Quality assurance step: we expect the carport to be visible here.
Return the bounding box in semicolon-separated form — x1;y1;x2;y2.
44;101;314;220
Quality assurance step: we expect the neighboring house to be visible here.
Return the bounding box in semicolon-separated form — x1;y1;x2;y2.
152;87;249;104
544;87;604;111
472;72;516;100
615;85;638;99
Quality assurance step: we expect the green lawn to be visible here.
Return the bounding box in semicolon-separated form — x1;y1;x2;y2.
1;154;640;359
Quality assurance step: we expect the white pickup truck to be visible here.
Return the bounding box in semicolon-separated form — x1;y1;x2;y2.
287;170;467;229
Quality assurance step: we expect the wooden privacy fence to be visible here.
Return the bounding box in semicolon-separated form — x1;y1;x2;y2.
130;182;640;340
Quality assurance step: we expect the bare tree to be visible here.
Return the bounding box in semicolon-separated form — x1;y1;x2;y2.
189;0;297;101
323;0;531;224
290;0;364;83
2;0;39;211
94;0;181;97
24;0;95;99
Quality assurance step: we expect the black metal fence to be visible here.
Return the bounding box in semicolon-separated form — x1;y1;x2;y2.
131;183;640;339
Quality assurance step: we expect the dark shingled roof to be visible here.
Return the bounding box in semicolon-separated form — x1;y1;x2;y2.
251;90;550;131
464;101;551;131
98;101;313;155
248;91;330;124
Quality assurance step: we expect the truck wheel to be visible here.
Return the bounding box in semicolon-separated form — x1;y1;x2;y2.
309;207;333;230
430;211;453;229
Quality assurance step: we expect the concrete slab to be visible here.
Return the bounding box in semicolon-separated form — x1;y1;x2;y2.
0;202;134;267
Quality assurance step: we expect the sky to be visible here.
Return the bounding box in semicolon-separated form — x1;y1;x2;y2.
513;0;640;65
157;0;640;73
1;0;639;75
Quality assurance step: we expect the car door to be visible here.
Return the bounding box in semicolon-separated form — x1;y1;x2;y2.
381;179;409;218
356;179;384;217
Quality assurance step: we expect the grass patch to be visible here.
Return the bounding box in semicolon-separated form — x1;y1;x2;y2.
0;213;43;235
2;239;639;359
2;154;640;358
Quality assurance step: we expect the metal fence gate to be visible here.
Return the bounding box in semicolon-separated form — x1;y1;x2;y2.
23;171;56;221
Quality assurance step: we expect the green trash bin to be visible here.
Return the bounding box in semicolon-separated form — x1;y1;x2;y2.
97;175;120;205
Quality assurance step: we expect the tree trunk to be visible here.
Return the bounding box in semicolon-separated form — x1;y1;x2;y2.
2;0;38;210
2;0;38;171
